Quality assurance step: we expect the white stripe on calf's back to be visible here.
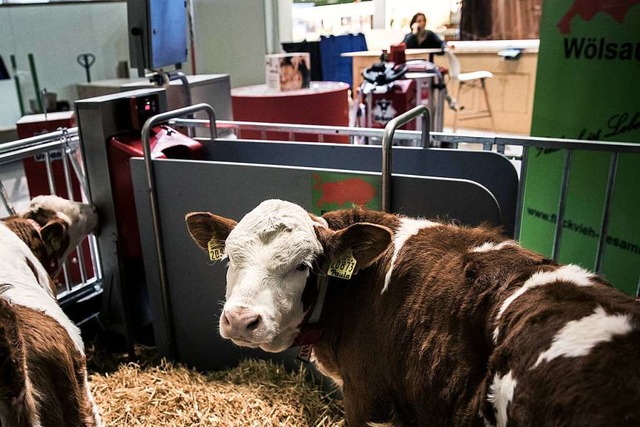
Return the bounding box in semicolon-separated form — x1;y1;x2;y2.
532;306;633;369
471;241;517;253
382;217;438;294
493;264;596;344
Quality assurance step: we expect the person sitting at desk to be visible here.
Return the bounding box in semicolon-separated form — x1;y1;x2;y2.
403;12;445;50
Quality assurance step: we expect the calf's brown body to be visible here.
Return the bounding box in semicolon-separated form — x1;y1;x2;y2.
187;202;640;426
0;196;100;427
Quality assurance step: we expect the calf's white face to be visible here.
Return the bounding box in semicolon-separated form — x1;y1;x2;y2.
187;200;324;352
186;199;392;353
222;200;324;352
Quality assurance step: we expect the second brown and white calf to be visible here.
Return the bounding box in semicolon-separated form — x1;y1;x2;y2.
186;199;640;426
0;195;101;427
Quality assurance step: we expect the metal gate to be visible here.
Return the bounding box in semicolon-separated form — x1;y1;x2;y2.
0;128;102;323
2;103;638;366
128;104;640;370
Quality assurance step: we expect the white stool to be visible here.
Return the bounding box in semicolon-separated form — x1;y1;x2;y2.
446;51;495;132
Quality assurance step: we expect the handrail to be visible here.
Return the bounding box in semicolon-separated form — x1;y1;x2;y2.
171;118;427;143
0;139;76;166
6;111;635;278
140;103;217;355
0;127;79;154
380;105;431;212
169;119;640;155
430;132;640;154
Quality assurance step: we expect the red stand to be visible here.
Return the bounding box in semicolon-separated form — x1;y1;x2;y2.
232;82;350;143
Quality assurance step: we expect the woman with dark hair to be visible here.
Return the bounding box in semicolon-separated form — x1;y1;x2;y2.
402;12;445;49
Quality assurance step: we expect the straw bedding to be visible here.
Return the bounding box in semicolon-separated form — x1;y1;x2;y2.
88;347;345;426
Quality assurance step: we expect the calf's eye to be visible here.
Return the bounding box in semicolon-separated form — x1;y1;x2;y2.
295;263;309;272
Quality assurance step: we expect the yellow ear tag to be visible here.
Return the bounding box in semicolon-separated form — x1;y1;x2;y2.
327;249;357;280
207;239;225;262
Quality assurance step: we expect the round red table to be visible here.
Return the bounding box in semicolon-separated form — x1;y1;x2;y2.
231;81;350;143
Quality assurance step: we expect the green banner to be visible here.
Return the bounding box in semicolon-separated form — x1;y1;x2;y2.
522;1;640;295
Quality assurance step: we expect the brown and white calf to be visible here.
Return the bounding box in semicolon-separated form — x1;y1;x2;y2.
0;195;101;427
186;199;640;426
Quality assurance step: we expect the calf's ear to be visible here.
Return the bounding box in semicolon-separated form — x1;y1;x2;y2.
41;218;70;256
185;212;237;254
318;223;392;271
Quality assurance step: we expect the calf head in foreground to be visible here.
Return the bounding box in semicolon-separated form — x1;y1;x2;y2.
186;199;640;427
186;199;390;352
0;195;100;426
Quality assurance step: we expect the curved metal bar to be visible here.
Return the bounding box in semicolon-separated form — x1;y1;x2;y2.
173;72;193;110
140;103;217;355
381;105;431;212
143;103;217;142
171;71;194;137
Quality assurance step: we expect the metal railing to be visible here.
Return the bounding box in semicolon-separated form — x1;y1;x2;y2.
171;111;640;276
0;127;102;305
4;106;637;310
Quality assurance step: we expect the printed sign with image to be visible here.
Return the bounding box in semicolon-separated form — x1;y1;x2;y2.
265;53;311;92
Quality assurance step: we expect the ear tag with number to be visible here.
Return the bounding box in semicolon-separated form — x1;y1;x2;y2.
207;239;225;262
327;249;357;280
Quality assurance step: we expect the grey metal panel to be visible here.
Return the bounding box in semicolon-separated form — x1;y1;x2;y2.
75;88;168;341
131;158;499;370
391;174;500;222
202;140;518;236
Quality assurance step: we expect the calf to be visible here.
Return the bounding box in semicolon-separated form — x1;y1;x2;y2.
0;195;101;427
186;199;640;426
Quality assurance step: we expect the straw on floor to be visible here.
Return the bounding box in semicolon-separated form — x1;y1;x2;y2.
89;349;345;427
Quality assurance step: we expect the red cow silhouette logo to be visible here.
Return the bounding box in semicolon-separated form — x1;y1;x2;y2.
557;0;640;34
313;174;376;208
